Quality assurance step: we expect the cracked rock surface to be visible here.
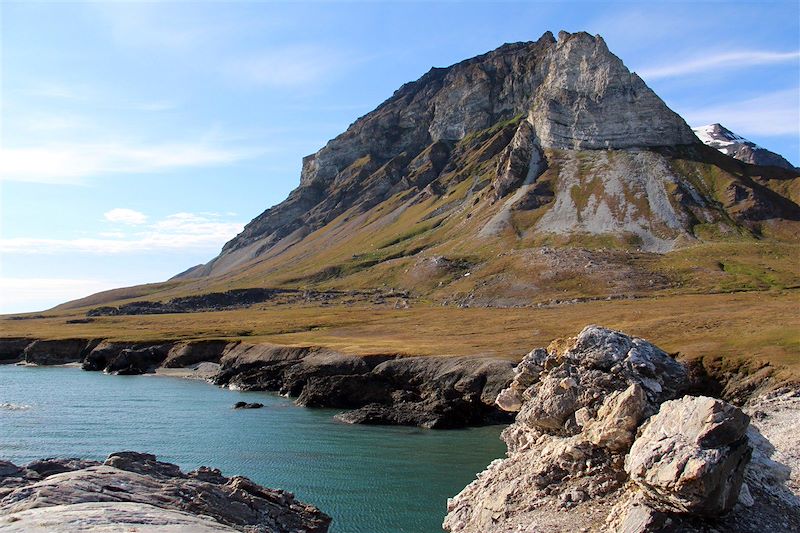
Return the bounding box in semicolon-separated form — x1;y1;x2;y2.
444;326;799;533
0;451;330;533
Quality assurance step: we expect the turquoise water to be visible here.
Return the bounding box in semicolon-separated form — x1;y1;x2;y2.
0;365;505;533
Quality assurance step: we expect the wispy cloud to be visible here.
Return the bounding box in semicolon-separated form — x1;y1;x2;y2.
229;45;356;88
638;50;800;80
104;208;148;225
18;113;91;133
681;88;800;137
0;212;244;255
24;81;177;113
130;100;177;112
97;2;214;52
30;82;90;100
0;140;261;185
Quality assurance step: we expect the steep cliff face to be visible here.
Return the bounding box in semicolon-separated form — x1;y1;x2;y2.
180;31;711;279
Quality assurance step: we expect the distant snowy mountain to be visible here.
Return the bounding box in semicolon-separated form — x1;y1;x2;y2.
692;123;796;170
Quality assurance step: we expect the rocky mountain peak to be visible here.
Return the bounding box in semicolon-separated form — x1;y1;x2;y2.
693;123;796;170
177;31;796;280
289;29;697;198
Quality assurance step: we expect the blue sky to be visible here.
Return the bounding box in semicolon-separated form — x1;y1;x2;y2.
1;0;798;313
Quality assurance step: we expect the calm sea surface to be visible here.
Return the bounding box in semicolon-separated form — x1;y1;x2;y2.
0;364;505;533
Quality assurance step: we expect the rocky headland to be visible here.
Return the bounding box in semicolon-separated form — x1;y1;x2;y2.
0;326;793;432
444;326;800;532
2;328;797;532
0;337;515;429
0;451;330;532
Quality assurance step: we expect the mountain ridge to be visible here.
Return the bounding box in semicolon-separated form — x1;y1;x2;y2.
693;123;797;170
45;30;800;312
180;30;708;280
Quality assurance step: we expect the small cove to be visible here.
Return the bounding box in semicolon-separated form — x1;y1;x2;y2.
0;364;506;533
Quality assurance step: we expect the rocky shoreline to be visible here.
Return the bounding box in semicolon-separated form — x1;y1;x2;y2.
0;451;330;532
0;337;515;429
443;326;800;532
2;327;798;532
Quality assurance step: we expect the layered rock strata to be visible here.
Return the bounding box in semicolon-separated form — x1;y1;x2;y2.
444;326;800;532
181;30;701;278
0;451;330;532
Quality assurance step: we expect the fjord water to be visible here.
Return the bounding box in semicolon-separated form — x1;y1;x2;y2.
0;365;505;533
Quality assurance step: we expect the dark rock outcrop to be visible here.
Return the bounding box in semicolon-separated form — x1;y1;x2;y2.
82;341;171;374
23;339;100;365
87;288;404;316
215;344;515;428
0;451;331;532
163;339;230;368
3;335;514;428
0;338;31;363
87;288;289;315
233;401;264;409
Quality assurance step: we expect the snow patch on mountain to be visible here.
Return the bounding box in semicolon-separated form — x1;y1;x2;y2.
692;123;796;170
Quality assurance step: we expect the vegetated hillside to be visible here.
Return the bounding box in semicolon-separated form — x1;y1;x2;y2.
53;30;800;312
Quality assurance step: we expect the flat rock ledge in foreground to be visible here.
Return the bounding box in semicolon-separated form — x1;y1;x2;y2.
444;325;800;533
0;451;331;533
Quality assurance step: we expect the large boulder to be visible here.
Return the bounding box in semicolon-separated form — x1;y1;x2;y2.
625;395;751;516
502;325;689;444
444;326;692;533
444;326;797;533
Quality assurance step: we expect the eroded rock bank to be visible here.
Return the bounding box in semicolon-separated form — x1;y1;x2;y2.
0;451;330;532
444;326;800;533
0;337;515;429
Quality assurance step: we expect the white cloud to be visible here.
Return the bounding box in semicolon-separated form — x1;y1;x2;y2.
0;212;244;255
0;140;260;184
638;50;800;80
104;208;148;225
0;277;123;314
681;88;800;137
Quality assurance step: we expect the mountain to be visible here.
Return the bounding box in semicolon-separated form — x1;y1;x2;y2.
693;123;797;170
60;31;800;311
181;30;700;279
